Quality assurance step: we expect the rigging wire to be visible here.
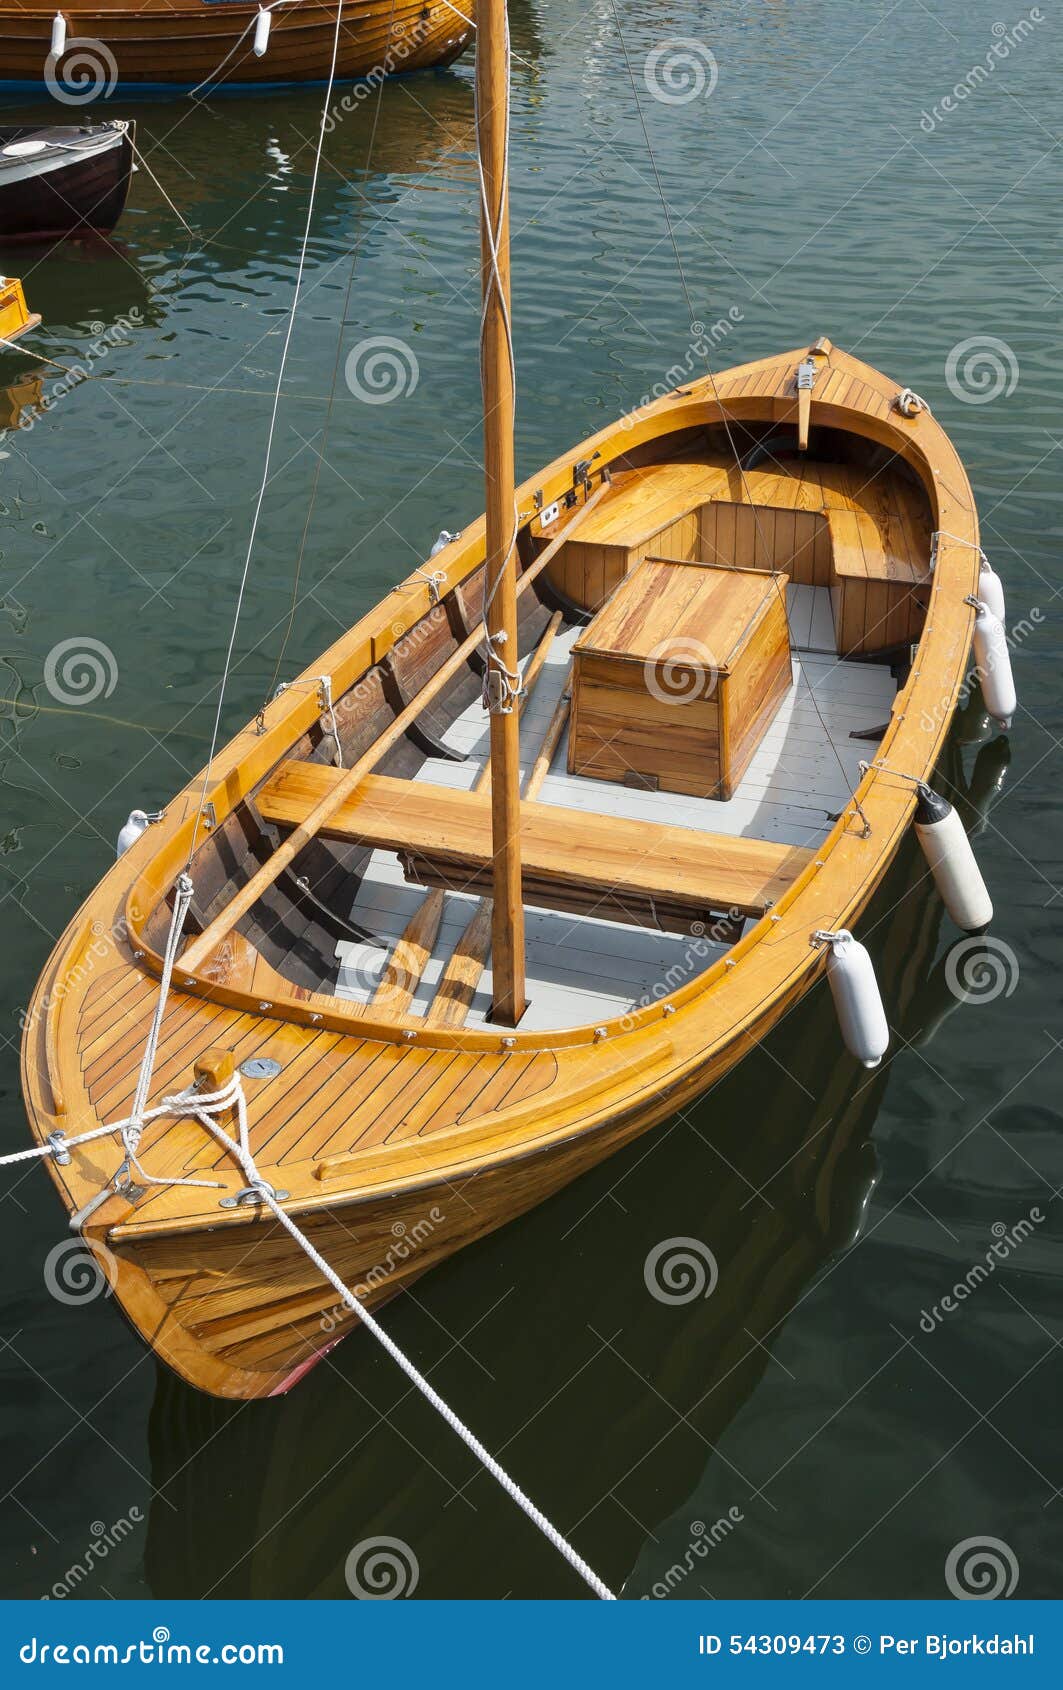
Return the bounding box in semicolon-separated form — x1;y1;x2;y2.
262;0;400;709
184;0;348;872
607;0;872;837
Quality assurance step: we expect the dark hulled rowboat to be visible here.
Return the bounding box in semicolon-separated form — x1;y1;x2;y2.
0;122;134;241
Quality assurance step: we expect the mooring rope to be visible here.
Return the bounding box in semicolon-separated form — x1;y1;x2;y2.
2;1070;615;1600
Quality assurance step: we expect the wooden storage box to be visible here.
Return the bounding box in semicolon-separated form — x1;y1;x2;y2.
569;558;792;801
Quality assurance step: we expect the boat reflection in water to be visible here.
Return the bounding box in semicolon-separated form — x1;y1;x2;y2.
140;735;1010;1598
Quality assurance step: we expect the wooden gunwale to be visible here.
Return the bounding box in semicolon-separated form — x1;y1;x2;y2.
21;342;980;1261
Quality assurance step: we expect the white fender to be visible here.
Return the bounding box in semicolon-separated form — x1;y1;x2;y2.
253;7;272;56
971;599;1016;729
117;809;149;856
50;11;67;56
819;931;890;1069
914;786;992;932
977;557;1006;624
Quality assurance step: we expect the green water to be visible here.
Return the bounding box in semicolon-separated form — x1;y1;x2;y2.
1;0;1061;1601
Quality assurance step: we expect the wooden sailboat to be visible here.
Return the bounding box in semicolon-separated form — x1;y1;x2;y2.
0;1;472;91
18;5;1001;1405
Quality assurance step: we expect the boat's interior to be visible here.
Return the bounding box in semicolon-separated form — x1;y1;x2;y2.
157;420;934;1034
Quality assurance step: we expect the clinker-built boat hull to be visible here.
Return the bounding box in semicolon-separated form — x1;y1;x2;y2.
0;1;472;90
21;343;982;1398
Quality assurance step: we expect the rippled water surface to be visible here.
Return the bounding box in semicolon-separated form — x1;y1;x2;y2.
1;0;1061;1601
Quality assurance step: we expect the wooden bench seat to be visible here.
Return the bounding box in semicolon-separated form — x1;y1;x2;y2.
827;509;930;656
255;762;814;928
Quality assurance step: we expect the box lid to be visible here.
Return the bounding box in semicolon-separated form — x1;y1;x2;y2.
574;557;788;674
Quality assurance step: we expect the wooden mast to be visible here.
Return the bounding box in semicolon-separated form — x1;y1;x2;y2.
477;0;526;1025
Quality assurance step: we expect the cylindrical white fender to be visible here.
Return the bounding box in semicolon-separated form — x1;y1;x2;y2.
50;12;67;56
971;600;1016;729
253;7;272;56
977;557;1006;624
117;808;149;857
914;786;993;932
821;931;890;1069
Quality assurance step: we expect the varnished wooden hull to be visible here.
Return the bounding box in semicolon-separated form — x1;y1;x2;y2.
0;1;472;90
20;343;984;1398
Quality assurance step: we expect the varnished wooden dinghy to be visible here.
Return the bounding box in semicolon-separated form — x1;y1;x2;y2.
21;338;997;1400
0;121;133;242
0;0;472;93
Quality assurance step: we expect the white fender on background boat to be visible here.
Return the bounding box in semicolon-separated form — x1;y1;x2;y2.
914;785;993;932
50;12;67;56
816;930;890;1069
970;598;1016;728
253;8;272;57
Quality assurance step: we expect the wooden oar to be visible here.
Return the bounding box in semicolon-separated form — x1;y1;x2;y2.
369;612;562;1016
425;681;572;1028
181;483;610;976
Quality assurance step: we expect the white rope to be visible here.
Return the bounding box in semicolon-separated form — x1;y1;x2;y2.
122;874;194;1160
5;1062;615;1595
204;1082;616;1600
474;7;523;718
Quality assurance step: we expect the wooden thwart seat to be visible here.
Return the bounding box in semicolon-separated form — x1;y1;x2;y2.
256;761;814;927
